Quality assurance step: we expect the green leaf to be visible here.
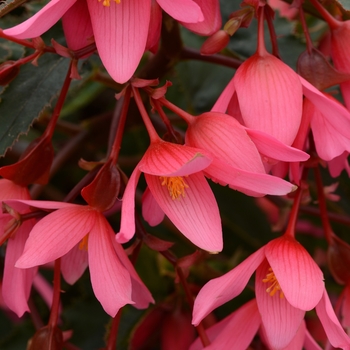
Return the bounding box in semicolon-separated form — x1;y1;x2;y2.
0;53;70;156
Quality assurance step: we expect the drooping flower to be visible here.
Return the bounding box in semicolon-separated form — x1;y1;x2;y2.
192;235;350;349
116;139;223;253
3;0;220;83
7;199;153;317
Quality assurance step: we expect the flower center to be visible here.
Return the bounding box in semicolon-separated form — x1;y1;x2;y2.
79;234;89;251
98;0;120;7
262;267;284;298
160;176;189;200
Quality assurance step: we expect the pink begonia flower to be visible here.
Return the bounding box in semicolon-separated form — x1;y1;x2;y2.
213;51;350;150
192;235;350;349
3;0;220;83
184;111;308;196
7;199;153;317
0;179;37;317
116;140;223;253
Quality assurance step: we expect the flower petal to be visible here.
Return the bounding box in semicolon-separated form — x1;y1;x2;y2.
212;75;235;113
192;247;265;325
256;259;305;349
145;172;222;252
0;179;30;200
88;214;133;316
3;0;77;39
139;141;211;176
142;187;165;226
16;206;95;268
265;236;324;311
157;0;204;23
315;290;350;349
86;0;151;83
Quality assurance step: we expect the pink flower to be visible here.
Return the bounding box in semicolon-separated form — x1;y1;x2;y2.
184;111;307;196
3;0;220;83
0;179;37;317
116;140;223;253
7;199;153;317
192;235;350;349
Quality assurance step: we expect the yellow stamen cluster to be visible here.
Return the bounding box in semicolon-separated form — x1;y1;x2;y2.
160;176;189;200
98;0;120;7
262;267;284;298
79;235;89;251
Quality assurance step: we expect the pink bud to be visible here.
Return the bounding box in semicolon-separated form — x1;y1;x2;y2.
200;30;230;55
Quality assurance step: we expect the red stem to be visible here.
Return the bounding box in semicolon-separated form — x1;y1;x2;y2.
155;96;195;124
257;7;268;56
265;6;280;57
308;0;340;29
299;8;314;54
106;309;122;350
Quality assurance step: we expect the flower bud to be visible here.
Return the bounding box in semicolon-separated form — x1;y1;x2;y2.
27;326;63;350
200;30;230;55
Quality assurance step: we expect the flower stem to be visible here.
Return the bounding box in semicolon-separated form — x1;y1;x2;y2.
308;0;339;29
257;7;268;56
106;309;122;350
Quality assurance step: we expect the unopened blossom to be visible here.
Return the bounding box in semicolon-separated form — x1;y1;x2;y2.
116;140;223;253
3;0;220;83
8;199;153;317
193;235;350;349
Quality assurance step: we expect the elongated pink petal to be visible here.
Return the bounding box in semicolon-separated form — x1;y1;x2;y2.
116;167;141;244
245;128;310;162
157;0;203;23
146;0;162;51
16;206;96;268
0;179;30;200
86;0;151;83
113;240;154;309
62;0;94;51
3;0;77;39
88;214;133;316
304;328;323;350
4;199;77;210
212;75;235;113
265;236;324;311
2;220;37;316
342;284;350;329
142;187;165;226
234;53;303;145
191;299;260;350
192;247;265;325
186;112;265;173
139;141;211;176
145;172;222;252
61;243;88;285
180;0;221;35
205;158;296;197
256;259;305;349
315;290;350;349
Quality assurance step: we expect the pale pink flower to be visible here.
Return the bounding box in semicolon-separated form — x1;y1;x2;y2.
192;235;350;349
116;140;223;253
0;179;37;317
3;0;220;83
7;199;153;317
184;111;307;196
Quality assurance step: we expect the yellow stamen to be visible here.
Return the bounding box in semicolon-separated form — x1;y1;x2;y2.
79;235;89;251
262;267;284;299
159;176;189;200
99;0;120;7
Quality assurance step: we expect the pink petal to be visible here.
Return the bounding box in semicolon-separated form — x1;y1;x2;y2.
342;284;350;329
61;243;88;285
88;214;133;316
86;0;151;83
32;274;54;310
2;220;37;317
192;247;265;325
145;0;162;51
3;0;77;39
142;187;165;226
180;0;221;35
234;53;303;145
315;290;350;348
205;158;296;197
116;167;141;244
245;127;310;162
139;141;212;176
16;206;96;268
157;0;204;23
265;236;324;311
186;112;266;173
0;179;30;200
212;75;235;113
256;259;305;349
190;299;260;350
277;320;306;350
4;199;77;210
62;0;94;51
145;172;222;252
304;328;323;350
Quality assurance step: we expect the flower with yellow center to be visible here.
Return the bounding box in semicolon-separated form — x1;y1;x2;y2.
262;267;284;298
159;176;188;200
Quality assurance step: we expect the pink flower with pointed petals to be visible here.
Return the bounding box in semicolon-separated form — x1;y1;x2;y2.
3;0;220;83
192;235;350;349
7;199;153;317
0;179;37;317
116;140;223;253
185;111;307;197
